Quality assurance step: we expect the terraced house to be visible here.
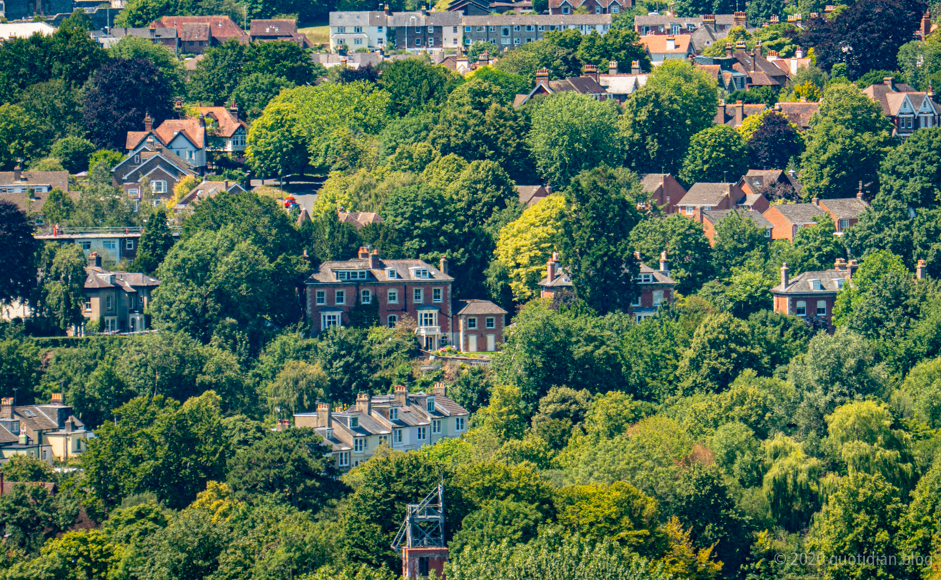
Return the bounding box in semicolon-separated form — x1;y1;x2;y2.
294;384;469;470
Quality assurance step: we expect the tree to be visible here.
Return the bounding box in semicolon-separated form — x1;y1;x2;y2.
0;483;78;553
0;104;47;169
264;360;327;418
746;0;786;25
801;0;927;77
494;194;566;303
132;206;175;274
1;454;57;482
187;39;249;105
451;499;544;554
620;61;718;174
109;35;185;95
676;311;761;394
789;214;844;273
559;165;643;314
800;119;891;201
245;40;320;85
82;58;174;150
378;59;461;117
0;201;40;307
527;92;621;188
747;111;804;170
476;384;528;441
33;243;87;333
678;125;749;186
761;435;823;531
50;137;95;174
226;428;341;509
629;215;714;294
16;79;84;144
230;73;294;122
711;210;769;272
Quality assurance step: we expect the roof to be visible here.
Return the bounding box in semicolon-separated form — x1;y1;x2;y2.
638;263;676;284
769;203;824;225
639;34;692;55
729;50;789;86
338;211;384;230
462;14;612;24
599;74;647;95
307;257;453;284
111;27;179;40
772;267;849;294
538;266;572;288
175;180;245;210
455;299;507;316
0;171;69;191
180;23;211;42
250;19;299;36
0;481;57;495
0;22;56;40
774;101;820;129
85;267;161;291
152;16;249;41
634;14;738;26
862;78;918;115
329;11;388;26
12;406;58;433
817;197;869;219
678;183;735;207
199;107;247;138
640;173;670;192
701;208;772;229
517;185;549;204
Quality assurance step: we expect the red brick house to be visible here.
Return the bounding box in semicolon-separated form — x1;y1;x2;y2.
514;68;609;107
151;15;248;54
305;247;453;349
640;173;686;214
698;208;772;245
772;259;854;332
762;203;825;242
862;77;940;138
537;251;676;321
453;299;507;353
813;195;870;235
677;182;745;217
739;169;801;198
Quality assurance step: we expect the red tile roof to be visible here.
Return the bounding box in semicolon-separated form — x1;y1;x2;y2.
151;16;248;43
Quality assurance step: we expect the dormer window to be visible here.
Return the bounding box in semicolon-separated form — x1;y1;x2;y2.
336;270;368;281
810;279;822;290
349;417;359;428
637;273;653;283
389;408;398;421
386;268;398;279
834;279;845;289
426;397;435;412
325;428;334;439
411;268;431;279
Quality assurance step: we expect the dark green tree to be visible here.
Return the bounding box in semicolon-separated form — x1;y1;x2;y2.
711;210;769;272
378;59;461;117
629;215;714;294
132;206;175;274
0;201;40;307
676;311;761;394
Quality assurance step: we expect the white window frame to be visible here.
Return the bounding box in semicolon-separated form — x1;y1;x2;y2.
338;452;350;467
432;419;441;434
426;397;435;412
103;240;117;250
388;289;398;303
419;311;437;327
485;317;495;329
817;300;827;316
394;429;402;444
389;407;398;421
455;417;465;431
433;288;442;303
126;239;135;250
106;296;113;311
361;289;371;304
388;314;398;328
796;301;807;316
316;290;326;305
336;290;345;305
417;426;427;440
653;290;665;306
414;288;423;303
84;300;91;312
467;317;477;329
321;312;342;330
151;180;167;193
354;438;365;452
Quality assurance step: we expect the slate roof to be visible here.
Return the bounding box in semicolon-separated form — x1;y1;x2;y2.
638;263;676;284
679;182;736;206
329;11;388;26
862;78;918;115
13;407;58;432
771;203;824;225
250;18;298;36
175;180;245;210
306;258;453;284
84;267;161;291
0;424;18;444
0;171;69;192
633;14;737;27
516;185;549;205
152;16;248;42
702;208;773;229
538;268;572;288
774;101;819;129
455;299;507;316
818;197;870;219
462;14;612;25
772;268;849;294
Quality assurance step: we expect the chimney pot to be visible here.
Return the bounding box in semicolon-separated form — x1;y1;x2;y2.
884;77;895;89
394;384;407;407
433;383;447;397
356;393;372;415
781;262;789;287
659;251;669;274
847;259;859;279
358;246;370;259
812;197;819;206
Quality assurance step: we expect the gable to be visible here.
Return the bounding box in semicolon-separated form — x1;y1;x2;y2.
166;132;200;150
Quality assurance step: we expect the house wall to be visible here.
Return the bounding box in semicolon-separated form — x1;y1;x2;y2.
762;206;799;242
462;20;611;47
46;433;87;461
457;313;505;352
774;293;837;332
331;25;387;50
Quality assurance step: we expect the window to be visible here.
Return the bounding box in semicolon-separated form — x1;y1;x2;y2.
433;419;441;434
354;438;365;452
106;296;113;311
414;38;422;46
414;288;423;302
455;417;465;431
501;38;511;44
129;295;136;309
637;273;653;283
453;26;457;32
337;26;346;33
419;311;437;327
377;26;383;31
839;218;849;231
412;268;430;279
502;27;510;36
322;312;341;329
386;268;398;279
426;397;435;412
467;317;477;329
631;295;641;307
427;26;434;32
817;300;827;316
336;290;345;305
103;240;117;250
151;180;166;193
417;426;427;440
513;25;520;31
361;289;371;304
354;38;362;45
106;318;118;331
538;25;545;30
388;314;398;328
526;25;533;31
338;452;350;467
514;38;520;44
653;290;665;306
187;150;194;160
465;25;471;31
433;288;442;302
611;4;619;12
133;154;140;164
316;290;326;305
394;429;403;443
810;279;822;290
388;289;398;303
379;435;388;445
126;239;135;250
349;416;359;428
353;26;362;32
389;407;398;421
835;279;845;290
562;5;570;12
79;241;91;251
336;270;368;280
84;300;91;312
428;38;435;46
796;301;807;316
685;206;693;215
485;317;495;329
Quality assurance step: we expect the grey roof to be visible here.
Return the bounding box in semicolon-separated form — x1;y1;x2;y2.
85;267;161;291
306;258;453;284
13;407;58;433
679;182;734;207
111;27;178;39
0;424;18;444
818;198;869;219
638;263;676;284
430;394;468;416
332;411;391;436
633;14;737;26
313;426;352;451
462;14;612;25
640;173;670;192
428;12;463;24
538;268;573;288
772;268;849;295
771;203;824;225
702;208;772;229
329;11;388;26
0;171;69;191
455;299;507;316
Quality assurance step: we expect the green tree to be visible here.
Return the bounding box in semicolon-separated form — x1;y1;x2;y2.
761;435;823;531
900;357;941;428
132;206;175;274
1;454;57;482
494;194;565;302
187;39;249;105
676;311;761;394
678;125;750;187
451;500;544;555
711;209;769;272
16;79;84;144
0;339;41;403
527;92;621;188
629;215;713;294
477;384;528;441
0;104;47;169
0;201;40;307
265;360;327;418
109;35;185;95
378;59;461;117
226;428;342;509
559;165;643;314
34;243;87;333
0;484;78;553
832;249;909;326
229;72;294;122
49;137;95;174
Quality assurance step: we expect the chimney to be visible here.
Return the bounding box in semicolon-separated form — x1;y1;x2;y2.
13;161;21;182
702;13;715;25
770;14;779;23
659;251;669;275
384;3;389;13
633;250;641;261
631;60;641;74
144;113;153;132
583;64;598;81
547;253;558;282
229;98;238;122
535;68;549;89
358;246;370;259
753;41;762;63
781;262;789;287
734;11;746;26
88;252;102;268
356;393;371;415
917;259;928;280
922;10;932;38
812;196;819;206
666;35;676;51
316;402;331;428
834;258;847;271
433;382;447;397
50;393;63;404
65;417;73;433
0;398;12;420
394;384;407;407
795;45;803;59
884;77;895;90
18;432;26;445
369;248;380;270
734;100;744;126
478;50;489;65
847;259;859;279
439;256;448;275
0;471;3;495
609;60;618;75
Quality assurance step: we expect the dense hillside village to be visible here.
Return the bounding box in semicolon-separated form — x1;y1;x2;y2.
3;0;941;577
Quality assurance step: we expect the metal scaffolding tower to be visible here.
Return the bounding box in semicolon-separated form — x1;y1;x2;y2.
391;483;446;553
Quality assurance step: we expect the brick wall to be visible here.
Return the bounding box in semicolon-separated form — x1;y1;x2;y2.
762;206;798;241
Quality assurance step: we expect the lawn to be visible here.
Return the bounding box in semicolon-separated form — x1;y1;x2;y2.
299;25;330;46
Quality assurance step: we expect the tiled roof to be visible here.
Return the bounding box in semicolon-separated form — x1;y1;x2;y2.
0;171;69;191
455;299;507;316
639;34;692;54
250;19;298;36
679;182;734;206
175;180;245;210
0;424;17;444
638;263;676;284
84;267;161;291
306;258;453;284
772;268;849;294
537;268;573;287
771;202;824;225
462;14;612;24
199;107;247;138
640;173;669;192
702;208;772;229
152;16;248;41
329;11;388;26
516;185;548;204
634;14;737;26
180;23;210;42
818;197;869;219
13;406;58;432
774;102;819;129
338;211;384;230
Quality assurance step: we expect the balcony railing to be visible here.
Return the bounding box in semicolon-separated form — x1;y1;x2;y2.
34;226;181;237
416;326;441;337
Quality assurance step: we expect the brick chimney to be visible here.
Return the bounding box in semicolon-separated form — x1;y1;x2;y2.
439;256;448;275
847;259;859;279
725;42;733;57
631;60;641;74
535;68;550;90
781;262;789;287
666;35;676;51
917;259;928;280
834;258;847;271
144;113;153;132
753;41;762;64
356;393;371;415
608;60;618;75
358;246;370;259
734;100;744;126
433;382;447;397
734;11;746;26
922;10;932;38
369;248;380;270
702;13;715;25
811;196;819;206
88;252;102;268
884;77;895;90
583;64;598;81
546;253;558;282
50;393;63;404
0;397;12;420
478;50;489;66
394;384;407;407
229;98;238;122
316;402;331;428
795;45;803;59
276;418;290;431
659;251;669;275
770;14;779;24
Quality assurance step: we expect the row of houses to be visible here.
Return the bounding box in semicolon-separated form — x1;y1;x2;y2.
0;395;89;464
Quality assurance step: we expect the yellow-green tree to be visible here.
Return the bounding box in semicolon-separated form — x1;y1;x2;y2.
494;194;565;303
